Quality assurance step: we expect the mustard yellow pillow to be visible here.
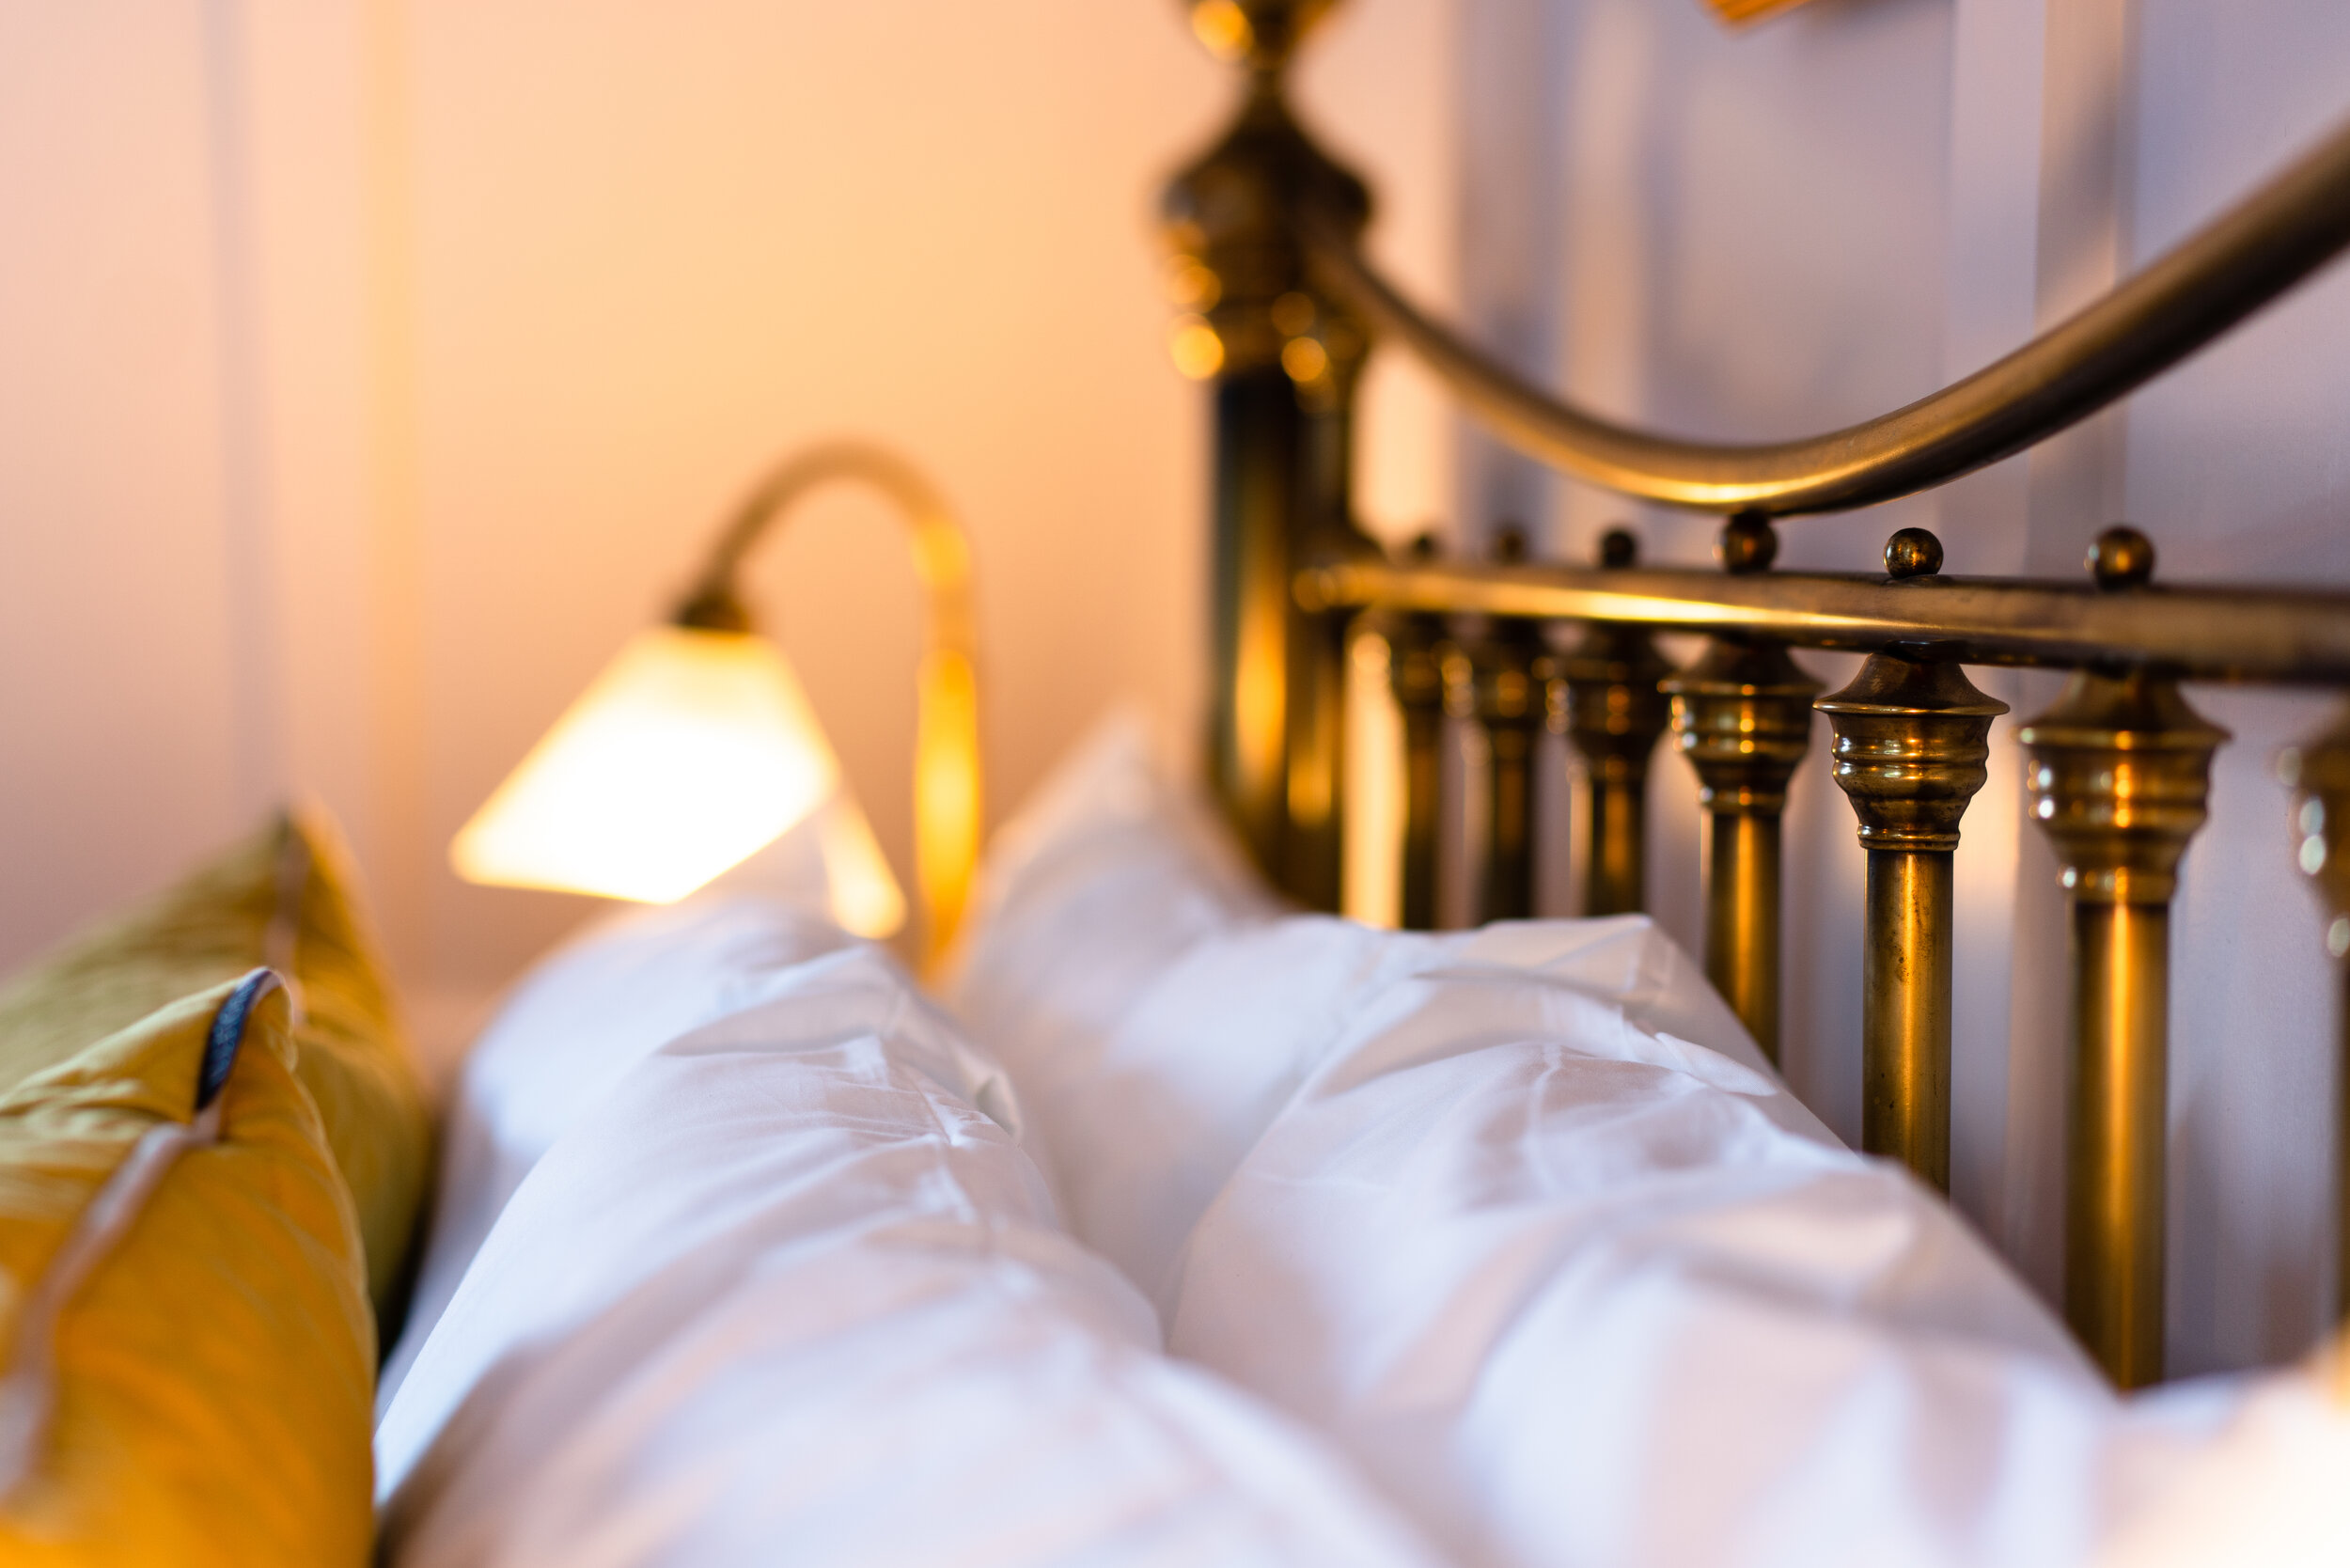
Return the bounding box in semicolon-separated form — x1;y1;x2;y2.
0;811;431;1328
0;973;373;1565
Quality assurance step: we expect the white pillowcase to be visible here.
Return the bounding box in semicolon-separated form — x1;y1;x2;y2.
379;892;855;1413
1164;939;2219;1568
377;943;1446;1568
948;712;2254;1568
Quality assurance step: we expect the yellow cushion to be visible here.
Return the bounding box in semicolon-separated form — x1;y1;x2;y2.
0;975;374;1565
0;810;431;1328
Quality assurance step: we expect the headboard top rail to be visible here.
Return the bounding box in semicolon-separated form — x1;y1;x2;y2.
1303;557;2350;685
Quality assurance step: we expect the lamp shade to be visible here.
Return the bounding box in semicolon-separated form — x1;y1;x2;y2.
452;626;861;906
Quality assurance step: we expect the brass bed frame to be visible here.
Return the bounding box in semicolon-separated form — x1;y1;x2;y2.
1160;0;2350;1390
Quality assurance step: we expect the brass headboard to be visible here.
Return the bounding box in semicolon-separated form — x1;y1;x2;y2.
1160;0;2350;1391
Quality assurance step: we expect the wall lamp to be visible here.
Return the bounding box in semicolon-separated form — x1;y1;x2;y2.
450;440;982;969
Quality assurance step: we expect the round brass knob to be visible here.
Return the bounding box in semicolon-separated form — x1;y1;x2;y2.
1885;527;1944;579
1717;511;1779;574
2088;525;2156;590
1183;0;1341;71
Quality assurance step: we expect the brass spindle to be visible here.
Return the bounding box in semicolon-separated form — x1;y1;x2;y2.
2018;527;2226;1389
1470;528;1547;922
1380;537;1450;932
1665;514;1819;1063
2280;701;2350;1325
1815;529;2006;1192
1557;528;1670;917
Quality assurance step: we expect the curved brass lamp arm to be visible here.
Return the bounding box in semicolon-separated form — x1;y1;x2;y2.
1298;111;2350;517
677;441;980;969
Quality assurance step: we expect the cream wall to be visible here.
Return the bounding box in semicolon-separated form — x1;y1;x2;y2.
0;1;1456;1059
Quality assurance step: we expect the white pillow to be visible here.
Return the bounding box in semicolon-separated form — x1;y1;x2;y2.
376;944;1445;1568
382;793;885;1413
948;713;1799;1313
1164;934;2197;1568
948;713;2243;1568
948;711;1308;1294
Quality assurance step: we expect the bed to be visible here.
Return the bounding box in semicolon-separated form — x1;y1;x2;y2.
4;2;2350;1565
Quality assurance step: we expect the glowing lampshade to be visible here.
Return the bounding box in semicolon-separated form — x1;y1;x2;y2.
451;625;879;907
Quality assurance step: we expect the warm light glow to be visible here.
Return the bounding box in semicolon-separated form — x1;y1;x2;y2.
451;626;841;903
1281;335;1330;384
1169;316;1226;380
1189;0;1253;61
915;647;981;954
813;795;907;938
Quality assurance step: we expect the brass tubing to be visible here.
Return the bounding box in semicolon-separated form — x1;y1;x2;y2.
1164;26;1375;912
2022;662;2225;1388
1399;699;1442;931
669;439;983;968
1863;850;1953;1188
1585;766;1646;917
1706;811;1784;1062
1817;630;2004;1193
2066;899;2171;1389
1293;110;2350;515
1668;635;1820;1066
1296;557;2350;687
2278;704;2350;1324
1484;721;1535;920
1557;541;1670;919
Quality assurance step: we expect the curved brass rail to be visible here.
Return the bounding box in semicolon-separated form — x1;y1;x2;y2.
1300;113;2350;516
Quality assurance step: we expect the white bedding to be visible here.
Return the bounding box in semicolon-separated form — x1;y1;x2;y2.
384;711;2350;1567
378;944;1442;1567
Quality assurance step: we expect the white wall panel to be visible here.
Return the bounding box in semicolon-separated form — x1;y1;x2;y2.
2126;0;2350;1373
0;5;253;961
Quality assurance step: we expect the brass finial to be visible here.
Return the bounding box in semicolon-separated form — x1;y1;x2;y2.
1818;655;2007;854
1162;2;1369;385
1183;0;1341;75
1717;511;1778;574
2020;669;2226;906
2088;525;2156;591
1558;550;1671;916
1884;527;1944;580
2280;703;2350;960
1664;640;1821;815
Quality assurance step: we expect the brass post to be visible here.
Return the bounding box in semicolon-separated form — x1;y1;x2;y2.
1379;537;1449;931
2280;701;2350;1325
1664;515;1819;1065
1557;529;1670;916
1469;528;1546;922
1165;0;1372;910
2020;524;2226;1389
1813;529;2006;1191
